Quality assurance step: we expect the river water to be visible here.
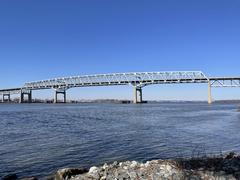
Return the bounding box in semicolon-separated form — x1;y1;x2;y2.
1;102;240;178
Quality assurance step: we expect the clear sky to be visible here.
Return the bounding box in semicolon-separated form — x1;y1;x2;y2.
0;0;240;101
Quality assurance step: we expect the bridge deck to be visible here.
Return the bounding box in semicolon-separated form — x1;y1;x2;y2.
0;88;21;92
209;77;240;80
1;72;240;94
0;88;21;95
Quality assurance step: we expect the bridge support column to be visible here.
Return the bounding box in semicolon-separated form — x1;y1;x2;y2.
208;81;212;104
20;90;32;103
133;86;143;103
54;90;66;103
2;94;10;102
28;90;32;103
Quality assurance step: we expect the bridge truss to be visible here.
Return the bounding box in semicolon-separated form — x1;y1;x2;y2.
23;71;208;90
209;77;240;87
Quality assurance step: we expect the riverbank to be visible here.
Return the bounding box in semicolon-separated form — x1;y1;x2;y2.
54;152;240;180
4;152;240;180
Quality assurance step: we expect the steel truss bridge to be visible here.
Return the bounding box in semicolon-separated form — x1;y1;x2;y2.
0;71;240;104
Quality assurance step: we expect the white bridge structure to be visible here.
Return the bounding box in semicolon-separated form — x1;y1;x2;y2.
0;71;240;104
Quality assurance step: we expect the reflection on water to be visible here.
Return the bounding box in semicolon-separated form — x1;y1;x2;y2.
0;102;240;178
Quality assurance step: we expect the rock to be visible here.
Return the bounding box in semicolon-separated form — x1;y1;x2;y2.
130;161;138;168
55;168;88;180
144;161;150;167
88;166;99;174
112;161;118;167
3;174;18;180
44;175;55;180
102;163;108;170
128;171;137;179
20;177;38;180
225;152;236;159
99;175;106;180
88;166;100;179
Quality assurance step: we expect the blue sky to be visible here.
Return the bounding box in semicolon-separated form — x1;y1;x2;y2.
0;0;240;100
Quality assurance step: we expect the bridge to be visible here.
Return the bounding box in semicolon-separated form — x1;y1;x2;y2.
0;71;240;104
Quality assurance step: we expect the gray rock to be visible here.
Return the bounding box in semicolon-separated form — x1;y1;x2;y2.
20;177;38;180
55;168;88;180
88;166;100;179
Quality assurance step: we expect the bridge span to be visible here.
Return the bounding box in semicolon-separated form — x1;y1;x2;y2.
0;71;240;104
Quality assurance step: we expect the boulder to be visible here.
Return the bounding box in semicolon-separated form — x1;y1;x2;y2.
20;177;38;180
55;168;88;180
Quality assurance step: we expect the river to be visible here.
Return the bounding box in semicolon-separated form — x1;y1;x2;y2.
1;102;240;178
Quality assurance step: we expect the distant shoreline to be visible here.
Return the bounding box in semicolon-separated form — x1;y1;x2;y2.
1;99;240;104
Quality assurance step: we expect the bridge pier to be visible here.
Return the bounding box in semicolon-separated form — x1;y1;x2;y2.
54;89;66;103
208;81;212;104
2;94;11;102
20;90;32;103
133;86;143;103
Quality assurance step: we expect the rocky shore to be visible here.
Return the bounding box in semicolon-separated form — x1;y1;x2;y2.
3;152;240;180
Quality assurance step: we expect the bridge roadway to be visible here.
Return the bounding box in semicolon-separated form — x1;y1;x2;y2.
0;71;240;104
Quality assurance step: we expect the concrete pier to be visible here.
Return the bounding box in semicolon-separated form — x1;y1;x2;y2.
133;86;143;103
20;90;32;103
208;81;212;104
2;94;10;102
54;90;66;103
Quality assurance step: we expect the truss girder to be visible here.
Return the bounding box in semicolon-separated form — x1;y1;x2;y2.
210;79;240;87
22;71;208;90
